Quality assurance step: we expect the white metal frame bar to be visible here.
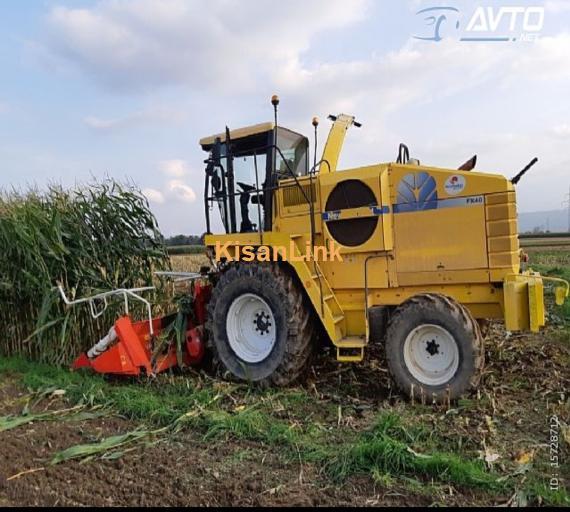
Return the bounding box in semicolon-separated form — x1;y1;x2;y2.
57;285;156;335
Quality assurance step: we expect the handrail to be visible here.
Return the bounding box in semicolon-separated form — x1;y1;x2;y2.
310;159;332;175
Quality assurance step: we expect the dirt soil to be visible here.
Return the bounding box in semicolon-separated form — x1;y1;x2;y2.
0;383;431;507
0;322;568;507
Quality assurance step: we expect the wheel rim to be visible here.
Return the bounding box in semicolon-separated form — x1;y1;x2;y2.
226;293;276;364
403;324;459;386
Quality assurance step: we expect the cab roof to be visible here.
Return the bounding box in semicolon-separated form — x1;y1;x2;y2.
199;122;274;150
199;123;306;151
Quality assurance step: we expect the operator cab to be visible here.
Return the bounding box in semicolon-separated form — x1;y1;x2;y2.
200;123;309;235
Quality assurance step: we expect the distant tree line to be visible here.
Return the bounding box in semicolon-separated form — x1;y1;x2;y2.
521;227;552;235
163;234;206;247
519;229;570;238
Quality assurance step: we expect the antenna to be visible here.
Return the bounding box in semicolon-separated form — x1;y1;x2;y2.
511;157;538;185
225;126;237;233
271;95;279;174
312;116;319;174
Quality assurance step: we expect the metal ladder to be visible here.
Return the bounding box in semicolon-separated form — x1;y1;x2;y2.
290;235;366;362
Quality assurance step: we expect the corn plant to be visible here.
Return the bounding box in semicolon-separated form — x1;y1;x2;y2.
0;180;171;364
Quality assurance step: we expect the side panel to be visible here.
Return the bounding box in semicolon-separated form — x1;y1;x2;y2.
486;191;521;281
394;208;488;273
387;165;518;289
389;165;491;276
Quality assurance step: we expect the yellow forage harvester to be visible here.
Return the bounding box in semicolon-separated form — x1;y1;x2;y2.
197;96;568;403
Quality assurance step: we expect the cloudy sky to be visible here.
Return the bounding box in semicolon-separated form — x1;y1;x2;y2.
1;0;569;235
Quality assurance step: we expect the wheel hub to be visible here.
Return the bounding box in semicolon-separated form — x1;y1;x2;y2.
403;324;459;386
226;293;276;364
254;312;272;335
425;339;440;356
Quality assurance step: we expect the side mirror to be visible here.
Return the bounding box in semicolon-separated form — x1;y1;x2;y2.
212;138;222;167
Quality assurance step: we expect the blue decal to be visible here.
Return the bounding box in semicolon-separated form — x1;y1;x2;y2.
322;210;341;221
323;206;390;221
394;195;484;214
396;172;438;212
370;206;390;215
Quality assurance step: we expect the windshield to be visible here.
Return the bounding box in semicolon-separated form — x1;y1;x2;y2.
275;128;309;178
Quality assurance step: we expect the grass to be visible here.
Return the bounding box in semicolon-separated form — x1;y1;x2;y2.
0;357;510;494
325;412;500;490
0;358;219;426
523;481;570;507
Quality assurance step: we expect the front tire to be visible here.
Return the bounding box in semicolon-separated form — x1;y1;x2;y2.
385;294;484;403
207;263;314;386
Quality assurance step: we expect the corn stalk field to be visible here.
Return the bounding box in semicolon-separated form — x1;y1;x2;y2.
0;181;171;365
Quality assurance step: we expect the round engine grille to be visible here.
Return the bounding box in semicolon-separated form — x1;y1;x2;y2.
324;180;378;247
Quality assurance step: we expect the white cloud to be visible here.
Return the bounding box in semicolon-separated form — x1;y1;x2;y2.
507;33;570;83
159;160;189;177
84;107;186;131
545;0;570;13
168;180;196;203
142;188;165;204
44;0;369;92
551;124;570;138
277;32;570;120
145;177;197;207
84;116;121;130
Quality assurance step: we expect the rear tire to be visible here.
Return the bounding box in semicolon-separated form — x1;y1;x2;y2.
385;294;484;403
207;263;314;386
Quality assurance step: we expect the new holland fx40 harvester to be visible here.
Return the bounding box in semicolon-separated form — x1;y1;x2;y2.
68;96;569;404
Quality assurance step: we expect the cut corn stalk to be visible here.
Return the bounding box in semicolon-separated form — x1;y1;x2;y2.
0;405;106;432
51;430;156;465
